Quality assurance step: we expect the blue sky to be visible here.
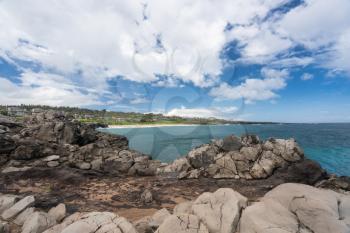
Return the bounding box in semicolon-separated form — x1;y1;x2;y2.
0;0;350;123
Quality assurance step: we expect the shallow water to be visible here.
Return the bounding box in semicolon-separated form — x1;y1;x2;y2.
99;123;350;176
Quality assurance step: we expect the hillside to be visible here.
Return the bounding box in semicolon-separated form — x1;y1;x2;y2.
0;105;276;126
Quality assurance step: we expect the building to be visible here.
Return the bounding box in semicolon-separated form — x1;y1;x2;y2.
7;106;29;117
31;108;44;114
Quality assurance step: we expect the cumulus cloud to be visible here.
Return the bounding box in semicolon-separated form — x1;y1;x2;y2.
210;68;289;103
166;106;238;120
0;0;287;88
0;72;106;106
0;0;349;107
301;73;314;81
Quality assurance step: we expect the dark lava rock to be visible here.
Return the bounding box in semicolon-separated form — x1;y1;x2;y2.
281;159;327;185
11;139;45;160
316;176;350;191
241;134;260;145
222;135;242;151
0;115;22;128
0;134;16;154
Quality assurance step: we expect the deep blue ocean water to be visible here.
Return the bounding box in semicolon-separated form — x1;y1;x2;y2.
99;123;350;176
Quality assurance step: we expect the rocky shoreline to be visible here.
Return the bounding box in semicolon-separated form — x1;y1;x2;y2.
1;111;350;233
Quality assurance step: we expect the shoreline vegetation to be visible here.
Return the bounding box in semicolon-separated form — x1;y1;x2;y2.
0;104;279;126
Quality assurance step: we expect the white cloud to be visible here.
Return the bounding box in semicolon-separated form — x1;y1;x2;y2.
0;72;106;106
0;0;289;89
130;97;150;104
1;0;349;108
275;0;350;72
166;106;238;119
210;68;289;102
301;73;314;81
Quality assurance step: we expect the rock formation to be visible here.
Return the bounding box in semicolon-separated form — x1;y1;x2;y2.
1;183;349;233
159;134;325;182
0;111;160;176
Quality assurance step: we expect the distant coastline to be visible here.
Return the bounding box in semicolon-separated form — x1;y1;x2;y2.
106;123;202;128
105;122;280;128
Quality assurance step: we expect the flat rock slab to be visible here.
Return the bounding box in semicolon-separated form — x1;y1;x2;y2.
1;195;35;220
0;194;19;214
1;166;32;174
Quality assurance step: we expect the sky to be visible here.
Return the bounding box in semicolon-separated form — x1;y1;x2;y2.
0;0;350;123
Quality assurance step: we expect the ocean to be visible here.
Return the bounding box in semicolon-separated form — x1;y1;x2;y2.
99;123;350;176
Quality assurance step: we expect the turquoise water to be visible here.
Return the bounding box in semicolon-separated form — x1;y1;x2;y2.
99;123;350;176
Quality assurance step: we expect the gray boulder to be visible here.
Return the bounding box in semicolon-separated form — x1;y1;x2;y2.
187;144;219;169
240;183;350;233
14;207;35;225
240;198;302;233
272;139;303;162
128;159;161;176
48;204;66;223
47;212;137;233
22;211;56;233
212;153;237;178
155;214;209;233
191;188;247;233
239;146;261;161
173;201;193;215
264;183;349;233
148;208;171;229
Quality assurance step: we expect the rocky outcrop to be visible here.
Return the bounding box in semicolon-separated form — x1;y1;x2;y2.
0;111;161;176
240;183;350;233
146;184;350;233
159;134;325;182
1;183;349;233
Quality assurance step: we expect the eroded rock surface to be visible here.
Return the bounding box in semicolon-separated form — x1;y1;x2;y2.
0;111;161;176
160;134;325;182
240;183;350;233
1;183;349;233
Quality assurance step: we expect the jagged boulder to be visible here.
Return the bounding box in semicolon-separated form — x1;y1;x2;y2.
187;144;219;169
128;156;161;176
191;188;247;233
